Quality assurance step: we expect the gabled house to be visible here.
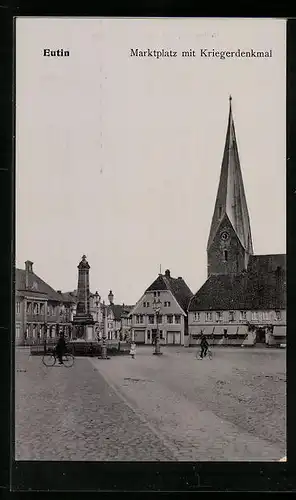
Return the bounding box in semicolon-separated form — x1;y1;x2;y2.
130;269;193;345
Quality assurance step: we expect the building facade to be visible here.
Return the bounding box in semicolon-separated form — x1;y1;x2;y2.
130;269;193;345
15;260;75;346
188;97;286;347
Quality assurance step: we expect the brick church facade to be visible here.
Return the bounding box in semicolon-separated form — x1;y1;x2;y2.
187;97;286;347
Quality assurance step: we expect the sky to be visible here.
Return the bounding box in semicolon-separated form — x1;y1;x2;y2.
15;17;286;305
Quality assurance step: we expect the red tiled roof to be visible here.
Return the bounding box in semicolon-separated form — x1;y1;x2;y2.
188;254;286;311
146;272;193;312
16;268;64;302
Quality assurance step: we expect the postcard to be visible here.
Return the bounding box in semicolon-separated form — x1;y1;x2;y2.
14;17;286;470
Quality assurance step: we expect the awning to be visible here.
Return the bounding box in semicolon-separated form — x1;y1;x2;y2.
190;326;215;336
273;326;286;337
224;326;239;336
237;325;248;336
213;326;226;335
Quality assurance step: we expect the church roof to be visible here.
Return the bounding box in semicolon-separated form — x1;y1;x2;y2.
188;254;286;311
146;270;193;312
207;96;253;254
16;268;65;302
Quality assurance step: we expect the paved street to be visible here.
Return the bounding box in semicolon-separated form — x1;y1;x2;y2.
15;346;286;461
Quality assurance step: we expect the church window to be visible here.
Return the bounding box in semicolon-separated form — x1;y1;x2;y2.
224;250;228;262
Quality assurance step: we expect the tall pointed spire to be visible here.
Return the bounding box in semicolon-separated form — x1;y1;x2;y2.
207;97;253;256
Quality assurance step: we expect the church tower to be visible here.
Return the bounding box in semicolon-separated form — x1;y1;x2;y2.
207;96;254;277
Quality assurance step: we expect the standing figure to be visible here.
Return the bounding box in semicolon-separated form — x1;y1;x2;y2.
130;341;136;359
200;333;209;359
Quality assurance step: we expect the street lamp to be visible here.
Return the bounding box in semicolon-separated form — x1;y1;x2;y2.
153;298;162;355
100;299;109;359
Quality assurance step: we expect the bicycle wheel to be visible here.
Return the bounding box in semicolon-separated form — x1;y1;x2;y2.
42;353;56;366
62;354;74;367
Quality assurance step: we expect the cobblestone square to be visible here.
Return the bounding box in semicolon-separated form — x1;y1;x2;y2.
15;346;286;461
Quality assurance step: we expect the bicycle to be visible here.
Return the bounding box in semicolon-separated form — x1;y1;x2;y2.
42;350;74;368
196;348;213;360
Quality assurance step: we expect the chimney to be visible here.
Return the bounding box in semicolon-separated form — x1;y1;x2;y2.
25;260;33;288
108;290;114;304
165;269;170;277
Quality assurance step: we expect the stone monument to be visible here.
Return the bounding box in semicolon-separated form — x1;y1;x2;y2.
72;255;94;341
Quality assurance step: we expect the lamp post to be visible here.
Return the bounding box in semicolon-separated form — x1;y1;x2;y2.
101;299;108;359
153;298;162;355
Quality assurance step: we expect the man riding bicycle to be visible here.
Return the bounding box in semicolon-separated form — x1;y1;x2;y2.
54;335;67;364
200;332;209;359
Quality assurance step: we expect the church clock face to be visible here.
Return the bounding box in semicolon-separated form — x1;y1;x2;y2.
220;231;229;241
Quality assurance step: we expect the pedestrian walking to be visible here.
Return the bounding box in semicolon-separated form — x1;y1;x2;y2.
200;332;209;359
130;341;136;359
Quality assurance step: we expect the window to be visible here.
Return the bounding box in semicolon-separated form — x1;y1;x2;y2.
160;331;163;339
147;331;151;340
16;302;20;314
33;303;39;315
164;301;171;307
218;206;222;218
240;311;247;321
26;302;31;314
143;302;146;307
47;305;50;316
205;312;212;322
40;304;44;315
224;250;228;262
175;315;181;324
157;292;160;297
251;311;258;321
146;302;150;307
158;315;163;324
148;315;155;324
16;325;20;339
135;315;140;324
216;311;222;322
167;315;173;324
52;306;56;315
139;315;144;323
154;292;157;297
229;311;235;322
275;311;281;321
262;311;269;321
193;312;200;321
